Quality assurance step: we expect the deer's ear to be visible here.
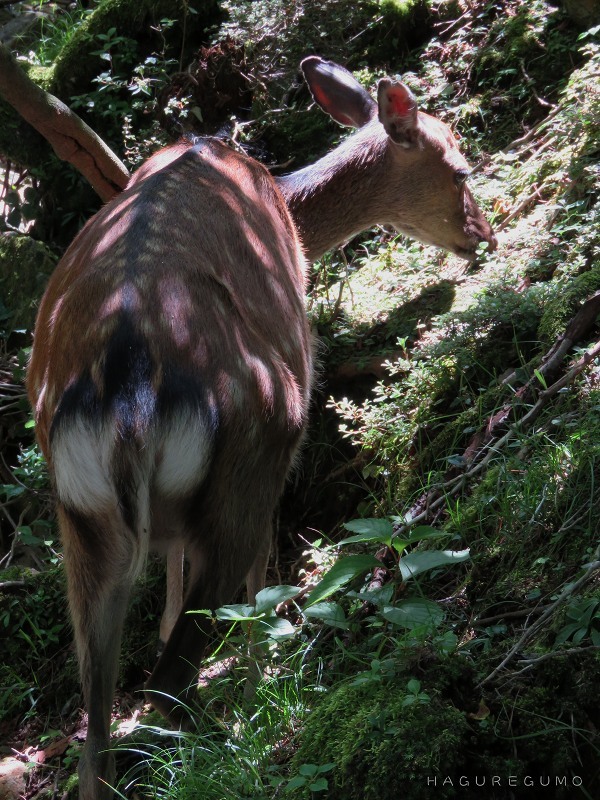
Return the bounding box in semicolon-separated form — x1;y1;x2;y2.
377;79;420;147
301;56;377;129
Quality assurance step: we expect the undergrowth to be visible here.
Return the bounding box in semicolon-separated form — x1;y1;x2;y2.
1;2;599;799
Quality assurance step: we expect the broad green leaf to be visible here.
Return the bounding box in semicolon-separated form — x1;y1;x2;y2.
399;549;470;581
213;604;256;621
299;764;319;778
285;776;306;791
391;527;447;555
381;598;444;630
309;778;329;792
17;526;44;546
257;617;296;639
555;623;579;645
254;585;300;614
407;525;448;542
305;554;381;608
352;584;394;606
339;518;394;546
303;601;348;629
572;627;588;645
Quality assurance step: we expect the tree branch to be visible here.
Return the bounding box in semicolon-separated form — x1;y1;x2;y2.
0;43;129;201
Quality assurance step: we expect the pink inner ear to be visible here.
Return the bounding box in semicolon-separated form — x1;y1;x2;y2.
388;88;414;118
312;83;331;110
311;83;354;126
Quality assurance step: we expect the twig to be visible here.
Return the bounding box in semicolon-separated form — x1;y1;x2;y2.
496;181;548;231
473;605;552;627
479;553;600;687
499;104;563;155
0;580;26;590
504;646;599;679
434;9;474;38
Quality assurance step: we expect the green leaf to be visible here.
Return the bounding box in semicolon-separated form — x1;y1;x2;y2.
303;601;348;629
213;604;256;621
298;764;319;777
572;627;587;645
18;526;44;546
309;778;329;792
317;763;336;774
353;584;394;606
391;526;447;556
339;518;394;546
305;555;380;607
254;585;300;614
257;617;296;639
534;368;547;389
555;623;580;644
285;776;307;791
407;525;448;542
0;484;25;500
399;549;470;581
381;598;444;630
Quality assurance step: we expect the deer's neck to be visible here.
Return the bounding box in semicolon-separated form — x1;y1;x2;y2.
276;122;389;262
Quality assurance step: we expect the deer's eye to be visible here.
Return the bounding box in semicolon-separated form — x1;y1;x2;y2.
454;170;470;187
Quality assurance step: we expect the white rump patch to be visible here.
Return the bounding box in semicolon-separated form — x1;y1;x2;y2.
52;419;116;513
154;410;213;498
51;408;213;517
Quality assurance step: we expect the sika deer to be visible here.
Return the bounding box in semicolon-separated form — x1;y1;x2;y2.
160;57;498;651
27;57;496;800
27;139;312;800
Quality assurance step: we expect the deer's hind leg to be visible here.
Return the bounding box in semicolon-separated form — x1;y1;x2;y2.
144;454;288;722
59;503;141;800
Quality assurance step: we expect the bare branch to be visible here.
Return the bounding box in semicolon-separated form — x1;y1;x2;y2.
0;43;129;201
479;553;600;687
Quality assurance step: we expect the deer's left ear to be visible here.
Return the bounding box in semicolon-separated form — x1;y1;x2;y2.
377;79;420;147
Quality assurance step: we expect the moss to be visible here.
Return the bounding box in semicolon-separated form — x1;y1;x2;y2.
536;264;600;344
23;64;55;92
290;670;472;800
289;651;599;799
0;234;56;333
379;0;431;25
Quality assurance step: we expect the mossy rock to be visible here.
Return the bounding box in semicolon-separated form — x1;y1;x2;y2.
290;663;475;800
289;652;598;798
0;234;56;333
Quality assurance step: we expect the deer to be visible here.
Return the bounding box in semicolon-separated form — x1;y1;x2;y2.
27;57;496;800
158;55;498;656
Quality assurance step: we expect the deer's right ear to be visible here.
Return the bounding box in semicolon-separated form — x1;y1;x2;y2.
301;56;377;129
377;79;420;147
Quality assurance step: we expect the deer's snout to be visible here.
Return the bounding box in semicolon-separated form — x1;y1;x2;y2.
457;189;497;259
